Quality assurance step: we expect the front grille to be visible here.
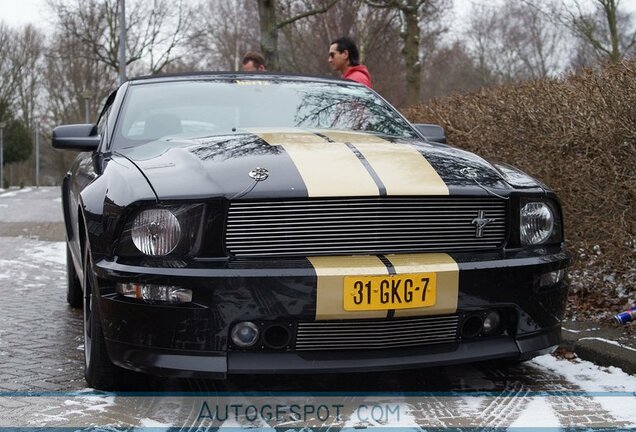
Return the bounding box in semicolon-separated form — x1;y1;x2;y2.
295;315;459;351
226;197;506;257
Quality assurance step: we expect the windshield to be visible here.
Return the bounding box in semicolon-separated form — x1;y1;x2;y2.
113;79;418;148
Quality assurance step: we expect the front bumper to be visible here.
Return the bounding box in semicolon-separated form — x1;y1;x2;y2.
106;327;560;379
95;248;569;378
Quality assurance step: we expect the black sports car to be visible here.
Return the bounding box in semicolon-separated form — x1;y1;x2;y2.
53;73;569;390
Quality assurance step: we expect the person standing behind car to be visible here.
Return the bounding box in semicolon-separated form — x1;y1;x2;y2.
242;51;267;72
328;37;372;88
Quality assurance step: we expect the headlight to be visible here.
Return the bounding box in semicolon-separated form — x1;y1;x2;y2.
117;203;207;258
131;209;181;256
520;202;554;245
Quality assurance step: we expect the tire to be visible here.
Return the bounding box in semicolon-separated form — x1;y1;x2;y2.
66;244;83;308
82;236;126;390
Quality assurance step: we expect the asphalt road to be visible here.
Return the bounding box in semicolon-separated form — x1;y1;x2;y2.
0;187;634;429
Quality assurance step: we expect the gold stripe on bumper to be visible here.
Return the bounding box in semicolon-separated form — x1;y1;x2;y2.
308;256;389;320
385;253;459;317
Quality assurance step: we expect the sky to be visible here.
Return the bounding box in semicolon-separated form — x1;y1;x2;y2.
0;0;48;27
0;0;470;27
1;0;636;30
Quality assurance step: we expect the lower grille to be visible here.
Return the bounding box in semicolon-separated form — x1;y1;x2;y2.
295;315;458;351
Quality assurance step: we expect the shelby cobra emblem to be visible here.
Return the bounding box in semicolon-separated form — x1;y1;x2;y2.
249;167;269;181
472;210;495;238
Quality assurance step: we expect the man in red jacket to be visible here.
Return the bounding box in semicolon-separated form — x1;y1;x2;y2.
328;37;373;88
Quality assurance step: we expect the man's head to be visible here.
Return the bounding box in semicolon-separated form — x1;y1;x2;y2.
328;37;360;73
242;51;266;72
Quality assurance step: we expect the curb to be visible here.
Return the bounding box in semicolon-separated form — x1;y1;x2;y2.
560;321;636;375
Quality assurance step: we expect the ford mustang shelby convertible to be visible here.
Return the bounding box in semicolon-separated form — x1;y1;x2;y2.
53;73;569;390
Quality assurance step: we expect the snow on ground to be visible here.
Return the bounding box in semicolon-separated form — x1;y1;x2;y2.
574;336;636;352
29;242;66;266
533;355;636;392
0;187;32;198
0;238;66;296
29;391;119;427
139;418;172;429
508;396;562;428
74;394;118;413
532;355;636;426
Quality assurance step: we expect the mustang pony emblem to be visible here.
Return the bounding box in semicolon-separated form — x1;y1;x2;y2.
249;167;269;181
471;210;495;238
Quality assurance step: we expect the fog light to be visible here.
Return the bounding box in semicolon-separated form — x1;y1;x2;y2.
539;269;566;287
482;311;501;334
116;283;192;303
231;322;259;348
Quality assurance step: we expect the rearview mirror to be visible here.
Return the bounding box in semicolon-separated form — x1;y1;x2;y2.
413;123;447;144
52;124;100;151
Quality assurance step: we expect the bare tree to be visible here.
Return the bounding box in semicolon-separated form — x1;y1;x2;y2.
257;0;341;71
43;28;115;126
567;0;636;63
365;0;451;106
281;0;396;71
420;41;484;101
0;24;19;109
189;0;261;71
466;0;568;84
0;24;48;187
41;25;117;184
510;1;567;77
523;0;636;65
47;0;193;76
11;25;45;130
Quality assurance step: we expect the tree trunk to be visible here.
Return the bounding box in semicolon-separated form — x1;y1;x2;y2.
602;0;621;62
257;0;280;71
401;0;421;106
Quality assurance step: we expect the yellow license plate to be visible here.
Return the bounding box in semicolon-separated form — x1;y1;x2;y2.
343;273;437;311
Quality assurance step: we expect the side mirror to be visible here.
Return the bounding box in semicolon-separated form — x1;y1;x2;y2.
413;123;447;144
52;124;100;151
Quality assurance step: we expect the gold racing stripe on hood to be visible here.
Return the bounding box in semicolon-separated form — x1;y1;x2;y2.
248;128;379;197
385;253;459;317
308;256;389;320
320;131;449;196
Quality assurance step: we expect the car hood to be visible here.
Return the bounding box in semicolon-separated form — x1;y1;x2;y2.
118;128;515;200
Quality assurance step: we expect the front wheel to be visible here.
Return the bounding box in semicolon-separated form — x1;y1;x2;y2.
82;239;126;390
